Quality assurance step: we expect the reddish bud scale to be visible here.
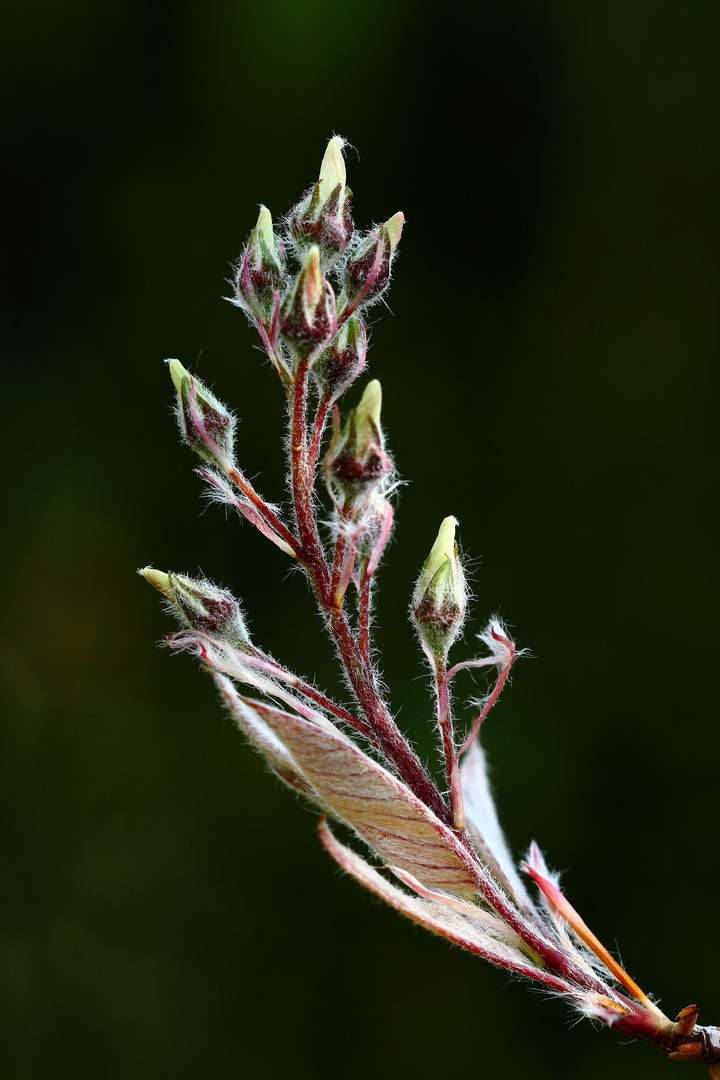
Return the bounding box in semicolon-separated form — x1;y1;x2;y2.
174;584;235;637
167;572;249;648
280;251;337;362
290;181;354;262
330;444;388;490
280;298;334;351
346;234;388;289
243;245;285;295
183;392;227;447
314;318;367;401
412;593;464;635
326;415;391;503
343;225;397;314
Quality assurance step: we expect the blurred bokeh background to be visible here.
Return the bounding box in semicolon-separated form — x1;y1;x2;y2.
2;1;719;1077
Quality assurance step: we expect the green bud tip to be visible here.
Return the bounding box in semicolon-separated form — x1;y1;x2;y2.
355;379;382;434
255;205;273;242
385;212;404;252
302;246;323;309
424;516;459;589
139;566;172;598
335;315;364;353
253;205;280;260
317;136;347;205
167;358;189;395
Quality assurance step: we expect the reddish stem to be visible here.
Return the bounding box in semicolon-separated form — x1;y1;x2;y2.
333;530;359;611
246;648;373;740
290;359;331;601
287;361;614;990
358;502;393;662
454;634;516;762
358;571;372;662
433;657;463;828
289;359;451;825
329;509;352;607
308;391;332;477
226;466;302;558
328;605;450;823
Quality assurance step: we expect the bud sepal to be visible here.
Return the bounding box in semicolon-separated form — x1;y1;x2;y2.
233;205;288;324
313;315;367;402
289;136;354;268
325;380;392;505
140;567;251;649
341;212;404;319
279;246;337;364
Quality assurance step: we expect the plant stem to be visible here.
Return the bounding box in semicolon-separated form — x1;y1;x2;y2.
227;466;302;557
288;358;449;823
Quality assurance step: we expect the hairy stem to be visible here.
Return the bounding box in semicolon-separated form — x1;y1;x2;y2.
308;391;332;477
290;359;332;598
227;466;302;557
289;360;449;822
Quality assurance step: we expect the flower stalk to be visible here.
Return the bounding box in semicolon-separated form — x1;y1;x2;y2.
142;137;720;1073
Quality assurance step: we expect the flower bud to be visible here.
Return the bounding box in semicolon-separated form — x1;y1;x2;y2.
279;246;336;363
289;136;354;268
168;359;236;470
313;315;367;401
325;379;392;503
234;205;287;322
342;212;404;315
411;517;467;659
140;567;250;648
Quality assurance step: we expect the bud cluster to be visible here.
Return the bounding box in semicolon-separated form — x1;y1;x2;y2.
225;134;403;380
142;137;700;1073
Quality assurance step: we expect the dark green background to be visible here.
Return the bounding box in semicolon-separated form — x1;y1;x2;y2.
2;1;719;1077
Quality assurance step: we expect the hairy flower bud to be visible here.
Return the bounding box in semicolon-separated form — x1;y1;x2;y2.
168;359;236;470
234;205;287;322
411;516;467;659
289;136;354;268
279;246;336;363
140;568;250;648
313;315;367;401
342;212;404;316
325;379;392;503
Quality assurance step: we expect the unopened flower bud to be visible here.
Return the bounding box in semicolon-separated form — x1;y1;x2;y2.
313;315;367;401
140;567;250;648
279;246;336;363
325;379;392;503
411;517;467;659
168;359;236;470
289;137;354;268
342;212;404;315
234;205;287;322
